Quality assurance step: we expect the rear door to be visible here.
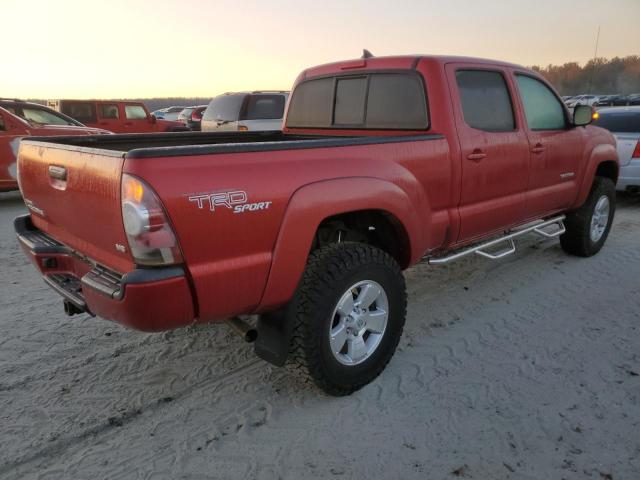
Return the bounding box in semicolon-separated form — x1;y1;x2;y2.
96;102;124;132
122;104;153;133
512;73;584;216
239;94;287;131
446;64;530;242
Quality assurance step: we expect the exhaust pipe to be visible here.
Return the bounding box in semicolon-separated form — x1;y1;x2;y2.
225;316;258;343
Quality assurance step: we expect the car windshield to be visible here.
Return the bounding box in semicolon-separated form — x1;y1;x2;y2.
21;106;79;126
593;111;640;133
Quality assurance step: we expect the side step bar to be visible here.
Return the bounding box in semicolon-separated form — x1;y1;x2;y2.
428;216;566;265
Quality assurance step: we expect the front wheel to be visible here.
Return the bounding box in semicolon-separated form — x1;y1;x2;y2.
560;176;616;257
287;242;407;396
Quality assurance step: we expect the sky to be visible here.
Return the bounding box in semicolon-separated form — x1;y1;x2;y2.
2;0;639;99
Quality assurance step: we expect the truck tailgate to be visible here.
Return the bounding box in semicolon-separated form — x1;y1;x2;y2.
18;141;134;273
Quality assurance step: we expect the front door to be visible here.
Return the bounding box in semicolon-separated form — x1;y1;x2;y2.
122;104;154;133
446;64;531;242
512;73;584;217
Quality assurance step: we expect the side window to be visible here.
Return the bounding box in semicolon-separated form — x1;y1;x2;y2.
456;70;515;132
62;102;97;124
125;105;147;120
99;104;120;119
516;75;566;130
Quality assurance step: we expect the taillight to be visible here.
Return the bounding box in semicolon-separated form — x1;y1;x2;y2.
121;174;183;266
191;109;202;121
633;140;640;159
238;125;248;131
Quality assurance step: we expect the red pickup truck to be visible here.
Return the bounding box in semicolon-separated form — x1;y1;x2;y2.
15;55;618;395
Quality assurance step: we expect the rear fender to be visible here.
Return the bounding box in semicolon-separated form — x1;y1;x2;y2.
256;177;425;312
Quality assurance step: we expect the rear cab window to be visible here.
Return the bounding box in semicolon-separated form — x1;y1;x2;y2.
286;72;428;130
125;105;148;120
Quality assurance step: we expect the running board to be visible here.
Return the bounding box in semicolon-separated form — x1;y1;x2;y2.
427;216;566;265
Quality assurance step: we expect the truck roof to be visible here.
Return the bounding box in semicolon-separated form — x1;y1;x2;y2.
301;54;525;79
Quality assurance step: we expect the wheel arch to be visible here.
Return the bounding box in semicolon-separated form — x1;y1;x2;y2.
575;143;619;208
255;177;424;313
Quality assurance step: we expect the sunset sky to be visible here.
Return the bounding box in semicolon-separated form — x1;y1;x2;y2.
3;0;639;99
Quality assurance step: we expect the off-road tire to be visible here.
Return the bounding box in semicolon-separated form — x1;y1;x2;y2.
286;242;407;396
560;176;616;257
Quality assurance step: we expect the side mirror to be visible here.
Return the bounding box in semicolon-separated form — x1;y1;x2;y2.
573;105;593;127
150;114;157;124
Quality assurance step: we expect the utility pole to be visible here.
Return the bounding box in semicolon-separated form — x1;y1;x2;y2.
587;26;601;94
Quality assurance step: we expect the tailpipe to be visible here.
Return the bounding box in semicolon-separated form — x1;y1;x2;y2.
225;316;258;343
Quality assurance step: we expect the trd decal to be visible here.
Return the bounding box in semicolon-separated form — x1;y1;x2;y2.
188;190;272;214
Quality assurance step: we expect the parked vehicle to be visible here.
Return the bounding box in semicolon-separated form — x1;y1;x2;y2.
178;105;207;131
594;95;627;107
627;94;640;106
566;94;600;108
48;100;188;133
201;91;288;132
152;106;186;121
14;54;618;395
593;106;640;192
0;106;110;192
561;95;574;102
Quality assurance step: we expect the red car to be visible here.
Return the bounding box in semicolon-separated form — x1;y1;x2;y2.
47;100;188;134
15;54;618;395
0;104;110;192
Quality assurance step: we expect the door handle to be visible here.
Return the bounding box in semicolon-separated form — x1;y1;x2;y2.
467;150;487;161
531;144;545;154
48;165;67;181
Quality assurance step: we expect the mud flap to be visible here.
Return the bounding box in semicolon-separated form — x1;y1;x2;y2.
254;306;295;367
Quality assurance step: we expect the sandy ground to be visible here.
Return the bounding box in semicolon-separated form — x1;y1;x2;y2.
0;190;638;480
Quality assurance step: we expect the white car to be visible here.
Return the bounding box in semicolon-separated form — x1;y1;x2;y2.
152;106;186;121
201;91;289;132
593;106;640;192
566;95;601;108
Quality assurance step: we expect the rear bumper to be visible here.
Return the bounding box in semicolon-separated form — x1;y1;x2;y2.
15;215;196;332
617;159;640;190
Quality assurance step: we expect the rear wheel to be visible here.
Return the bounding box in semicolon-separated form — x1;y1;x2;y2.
560;177;616;257
287;242;407;396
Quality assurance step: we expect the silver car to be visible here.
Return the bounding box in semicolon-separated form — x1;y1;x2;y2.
201;91;288;132
593;106;640;192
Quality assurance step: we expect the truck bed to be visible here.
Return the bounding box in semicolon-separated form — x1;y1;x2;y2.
25;131;443;158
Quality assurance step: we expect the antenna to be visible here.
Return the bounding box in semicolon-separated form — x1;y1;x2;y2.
587;26;600;94
361;49;374;59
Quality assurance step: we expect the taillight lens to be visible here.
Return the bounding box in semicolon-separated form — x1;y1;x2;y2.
191;109;202;121
121;174;183;266
633;140;640;159
238;125;248;131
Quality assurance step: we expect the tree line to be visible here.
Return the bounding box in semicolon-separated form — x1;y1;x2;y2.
531;55;640;96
